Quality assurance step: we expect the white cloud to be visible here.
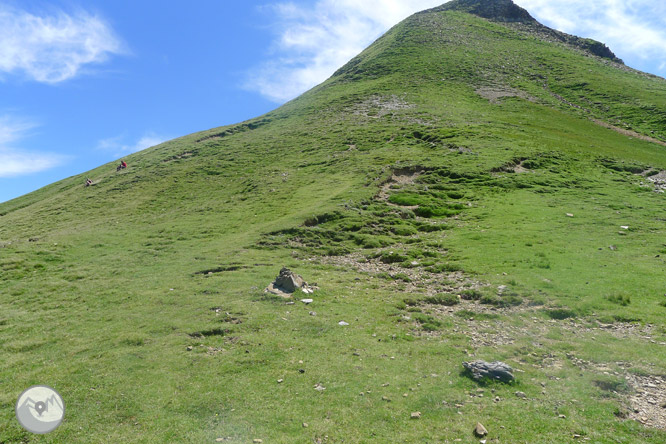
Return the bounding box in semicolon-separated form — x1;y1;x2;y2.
246;0;442;102
97;133;168;157
248;0;666;103
0;116;66;177
0;5;124;83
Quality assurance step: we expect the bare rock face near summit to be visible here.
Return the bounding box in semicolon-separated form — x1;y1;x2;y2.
265;267;316;296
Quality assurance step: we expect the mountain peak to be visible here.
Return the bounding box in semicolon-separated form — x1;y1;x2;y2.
433;0;536;23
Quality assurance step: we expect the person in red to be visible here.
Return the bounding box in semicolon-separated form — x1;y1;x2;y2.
117;160;128;171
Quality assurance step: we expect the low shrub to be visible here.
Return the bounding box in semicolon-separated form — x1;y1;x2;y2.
460;289;483;300
481;294;522;307
413;313;442;331
423;293;459;306
454;310;500;320
612;314;641;323
606;292;631;306
379;251;408;264
544;308;577;320
426;263;462;273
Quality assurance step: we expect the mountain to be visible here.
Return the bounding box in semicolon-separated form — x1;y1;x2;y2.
2;1;666;442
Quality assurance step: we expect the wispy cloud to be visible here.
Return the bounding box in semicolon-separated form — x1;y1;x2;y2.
97;132;168;157
0;5;124;83
0;116;66;177
245;0;442;102
517;0;666;71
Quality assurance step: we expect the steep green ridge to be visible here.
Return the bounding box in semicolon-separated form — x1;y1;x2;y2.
2;1;666;442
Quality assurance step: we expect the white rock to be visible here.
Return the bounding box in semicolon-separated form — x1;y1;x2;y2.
301;298;314;304
338;321;349;326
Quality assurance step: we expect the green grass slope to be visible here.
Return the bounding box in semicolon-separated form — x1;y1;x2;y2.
2;1;666;442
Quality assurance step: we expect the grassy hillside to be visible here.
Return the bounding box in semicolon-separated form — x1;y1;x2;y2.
2;1;666;442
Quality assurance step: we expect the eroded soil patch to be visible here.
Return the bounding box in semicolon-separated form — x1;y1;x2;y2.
476;86;535;104
569;355;666;430
349;95;414;119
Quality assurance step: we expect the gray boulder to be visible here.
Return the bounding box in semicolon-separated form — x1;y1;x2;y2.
463;360;514;382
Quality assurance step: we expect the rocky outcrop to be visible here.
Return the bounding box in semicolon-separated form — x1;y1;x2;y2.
265;267;316;296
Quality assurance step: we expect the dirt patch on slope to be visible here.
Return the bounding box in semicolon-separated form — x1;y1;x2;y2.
476;86;535;104
646;170;666;193
590;119;666;147
317;251;472;296
350;95;414;119
569;355;666;430
626;373;666;430
377;168;424;203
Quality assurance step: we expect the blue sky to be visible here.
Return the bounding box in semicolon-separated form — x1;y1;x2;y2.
1;0;665;203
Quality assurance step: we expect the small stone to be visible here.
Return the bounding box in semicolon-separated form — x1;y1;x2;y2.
411;411;421;419
215;439;226;443
299;369;305;373
403;393;409;397
338;321;349;326
302;423;308;428
301;298;313;304
558;414;566;419
620;226;629;230
382;396;391;402
309;311;317;316
314;383;326;391
186;346;193;351
474;422;488;437
566;213;574;217
515;391;527;399
253;440;263;444
277;379;283;383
